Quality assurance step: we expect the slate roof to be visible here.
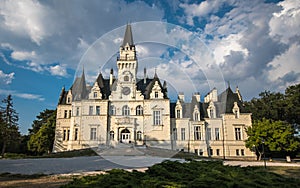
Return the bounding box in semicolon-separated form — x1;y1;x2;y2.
122;24;134;47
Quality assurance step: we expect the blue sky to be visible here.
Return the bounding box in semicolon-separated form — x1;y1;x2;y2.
0;0;299;134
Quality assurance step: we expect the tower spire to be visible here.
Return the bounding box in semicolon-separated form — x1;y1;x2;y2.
122;24;134;47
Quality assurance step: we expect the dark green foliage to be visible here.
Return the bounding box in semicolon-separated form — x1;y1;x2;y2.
27;109;56;155
62;160;300;188
0;95;21;156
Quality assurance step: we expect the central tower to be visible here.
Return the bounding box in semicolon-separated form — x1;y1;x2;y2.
114;24;139;99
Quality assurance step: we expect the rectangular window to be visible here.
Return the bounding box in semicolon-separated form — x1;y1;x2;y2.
206;128;211;140
236;149;240;156
89;106;93;115
181;128;185;141
64;110;68;118
235;128;241;140
155;92;158;98
153;110;161;125
173;128;177;140
93;92;97;98
216;149;220;156
96;106;100;115
176;110;180;118
199;149;203;156
194;126;201;140
215;128;220;140
74;128;78;141
209;148;213;156
90;128;97;140
63;130;66;141
76;107;80;116
241;149;245;156
69;110;72;118
67;130;70;141
194;149;198;155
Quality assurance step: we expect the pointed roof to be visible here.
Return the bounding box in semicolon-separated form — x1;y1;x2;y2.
122;24;134;47
71;70;88;101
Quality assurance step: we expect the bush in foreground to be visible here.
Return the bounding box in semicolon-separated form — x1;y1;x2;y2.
63;160;300;188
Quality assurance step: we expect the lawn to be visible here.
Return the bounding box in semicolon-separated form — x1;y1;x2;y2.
62;160;300;188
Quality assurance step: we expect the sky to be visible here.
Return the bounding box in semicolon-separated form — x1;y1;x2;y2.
0;0;299;134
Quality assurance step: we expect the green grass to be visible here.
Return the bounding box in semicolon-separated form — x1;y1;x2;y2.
2;148;97;159
62;160;300;188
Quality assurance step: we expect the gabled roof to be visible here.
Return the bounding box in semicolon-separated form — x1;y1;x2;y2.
136;73;168;99
121;24;134;47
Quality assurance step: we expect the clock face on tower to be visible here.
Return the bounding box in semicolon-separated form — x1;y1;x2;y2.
122;87;131;95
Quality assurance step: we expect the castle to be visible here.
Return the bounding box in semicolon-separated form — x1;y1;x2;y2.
53;24;255;158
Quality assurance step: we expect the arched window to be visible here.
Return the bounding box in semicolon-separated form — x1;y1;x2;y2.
110;105;116;115
110;131;114;140
136;105;143;115
137;131;142;141
194;112;199;121
122;105;130;116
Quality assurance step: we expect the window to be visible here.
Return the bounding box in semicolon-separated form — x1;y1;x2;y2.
194;149;198;155
241;149;245;156
155;91;158;98
64;110;68;118
137;131;142;141
67;97;70;103
110;105;116;115
93;92;97;98
173;128;177;140
90;128;97;140
69;110;72;118
234;110;239;119
89;106;93;115
209;148;213;156
74;128;78;141
235;128;242;140
67;130;70;141
181;128;185;141
206;128;211;140
63;130;66;141
215;128;220;140
124;75;129;81
194;112;199;121
136;105;143;115
110;131;114;140
236;149;239;156
153;110;161;125
194;126;201;140
199;149;203;156
216;149;220;156
122;105;130;116
96;106;100;115
176;109;181;118
76;107;80;116
210;108;214;118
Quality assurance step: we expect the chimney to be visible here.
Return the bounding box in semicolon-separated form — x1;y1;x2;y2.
178;92;184;102
144;67;146;84
194;92;200;102
110;69;113;88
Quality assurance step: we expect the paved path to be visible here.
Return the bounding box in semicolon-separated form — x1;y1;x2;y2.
224;160;300;167
0;156;175;175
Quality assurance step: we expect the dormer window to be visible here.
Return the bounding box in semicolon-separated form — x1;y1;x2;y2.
232;102;240;119
176;109;181;118
207;101;216;118
155;92;158;98
93;92;97;98
67;97;70;104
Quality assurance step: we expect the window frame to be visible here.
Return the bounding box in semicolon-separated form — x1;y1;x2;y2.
194;126;201;140
122;105;130;116
96;106;100;115
90;128;97;140
153;110;161;125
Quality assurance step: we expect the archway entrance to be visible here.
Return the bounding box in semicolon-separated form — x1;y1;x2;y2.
120;128;131;143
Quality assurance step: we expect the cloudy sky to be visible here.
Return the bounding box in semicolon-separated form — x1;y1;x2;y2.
0;0;299;134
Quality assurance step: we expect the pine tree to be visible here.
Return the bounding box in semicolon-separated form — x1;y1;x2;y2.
0;95;20;156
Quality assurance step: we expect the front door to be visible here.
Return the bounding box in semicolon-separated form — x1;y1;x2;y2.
120;129;131;143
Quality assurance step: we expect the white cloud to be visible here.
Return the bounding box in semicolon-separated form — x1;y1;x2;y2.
0;89;44;101
0;70;14;84
0;0;53;45
48;64;68;77
269;0;300;44
11;50;36;61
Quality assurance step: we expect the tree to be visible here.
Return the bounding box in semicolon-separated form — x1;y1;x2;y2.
285;84;300;129
27;109;56;155
246;118;300;160
0;95;20;156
